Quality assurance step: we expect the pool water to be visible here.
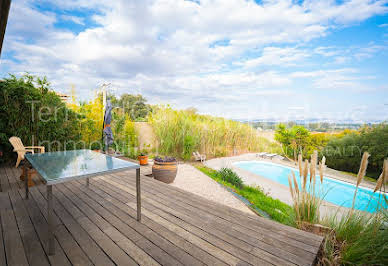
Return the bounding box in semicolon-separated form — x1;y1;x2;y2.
234;161;387;213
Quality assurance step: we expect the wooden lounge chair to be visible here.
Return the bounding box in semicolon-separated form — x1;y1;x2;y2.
9;136;45;186
193;151;206;162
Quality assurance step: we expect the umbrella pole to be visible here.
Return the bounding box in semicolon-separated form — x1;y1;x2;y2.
102;89;107;153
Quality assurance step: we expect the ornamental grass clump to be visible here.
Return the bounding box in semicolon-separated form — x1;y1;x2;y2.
217;168;244;189
288;151;326;227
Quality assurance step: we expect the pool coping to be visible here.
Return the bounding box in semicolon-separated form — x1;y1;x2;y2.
233;160;388;195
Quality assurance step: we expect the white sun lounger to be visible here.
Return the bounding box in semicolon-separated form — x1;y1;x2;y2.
264;153;277;159
256;152;268;158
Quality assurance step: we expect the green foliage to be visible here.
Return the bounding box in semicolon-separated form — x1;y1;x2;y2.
113;93;151;121
196;166;293;224
324;124;388;179
183;135;195;161
275;124;310;159
217;167;243;188
0;74;81;159
321;210;388;265
150;106;282;159
112;114;138;158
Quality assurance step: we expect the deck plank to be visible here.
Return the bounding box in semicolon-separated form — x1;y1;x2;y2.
28;187;94;266
34;184;118;266
116;171;323;248
71;178;228;266
61;179;199;266
8;190;51;266
14;188;72;266
107;174;318;262
53;183;148;266
0;192;29;266
0;165;322;266
93;176;282;265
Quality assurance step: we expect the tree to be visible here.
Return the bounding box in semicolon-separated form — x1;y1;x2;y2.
275;124;311;159
116;94;151;121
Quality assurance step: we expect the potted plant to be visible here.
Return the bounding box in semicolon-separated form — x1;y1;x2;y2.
138;152;149;165
152;156;177;184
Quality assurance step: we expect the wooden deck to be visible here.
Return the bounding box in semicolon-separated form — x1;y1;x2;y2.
0;165;323;266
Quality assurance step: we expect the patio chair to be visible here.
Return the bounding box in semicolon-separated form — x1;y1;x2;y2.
9;136;45;186
9;136;45;167
193;151;206;162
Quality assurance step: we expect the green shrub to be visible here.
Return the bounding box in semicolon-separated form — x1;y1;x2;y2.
217;167;243;188
0;74;81;159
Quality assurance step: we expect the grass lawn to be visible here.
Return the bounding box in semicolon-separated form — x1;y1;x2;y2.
195;165;293;225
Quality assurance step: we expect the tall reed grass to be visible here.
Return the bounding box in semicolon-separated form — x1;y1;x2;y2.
149;106;281;159
288;151;326;227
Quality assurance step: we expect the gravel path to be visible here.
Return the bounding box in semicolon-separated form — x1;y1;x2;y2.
170;164;253;214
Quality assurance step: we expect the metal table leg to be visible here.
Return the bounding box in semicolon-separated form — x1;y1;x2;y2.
136;168;141;221
24;163;28;199
86;177;89;187
47;185;55;255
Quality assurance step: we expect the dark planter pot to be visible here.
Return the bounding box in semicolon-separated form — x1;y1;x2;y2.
152;161;177;184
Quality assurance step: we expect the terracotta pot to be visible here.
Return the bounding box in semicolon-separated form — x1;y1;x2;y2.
138;155;148;165
152;160;177;184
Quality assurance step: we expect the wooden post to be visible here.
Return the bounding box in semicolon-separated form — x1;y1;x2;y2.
0;0;11;57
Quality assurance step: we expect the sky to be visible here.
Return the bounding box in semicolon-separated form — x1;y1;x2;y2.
1;0;388;122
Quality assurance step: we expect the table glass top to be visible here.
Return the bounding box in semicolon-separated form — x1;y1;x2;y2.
25;149;139;184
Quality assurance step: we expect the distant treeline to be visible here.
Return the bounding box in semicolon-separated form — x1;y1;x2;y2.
250;121;364;132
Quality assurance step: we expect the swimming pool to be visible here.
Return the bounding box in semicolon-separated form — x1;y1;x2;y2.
234;161;387;213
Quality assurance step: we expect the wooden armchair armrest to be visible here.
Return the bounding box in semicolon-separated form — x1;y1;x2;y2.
13;148;34;154
25;146;45;153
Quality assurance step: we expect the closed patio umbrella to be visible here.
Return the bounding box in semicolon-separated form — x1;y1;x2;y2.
103;99;114;153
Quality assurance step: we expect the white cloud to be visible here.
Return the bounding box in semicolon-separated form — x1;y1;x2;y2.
238;47;310;68
2;0;388;119
60;15;85;25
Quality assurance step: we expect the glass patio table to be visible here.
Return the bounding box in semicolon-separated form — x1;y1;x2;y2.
25;149;141;255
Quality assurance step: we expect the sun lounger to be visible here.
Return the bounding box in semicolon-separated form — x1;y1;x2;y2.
264;153;277;159
256;152;268;158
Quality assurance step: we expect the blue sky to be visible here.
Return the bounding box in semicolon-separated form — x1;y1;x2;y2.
1;0;388;122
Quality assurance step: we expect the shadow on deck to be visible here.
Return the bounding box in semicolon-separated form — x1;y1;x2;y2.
0;165;323;266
